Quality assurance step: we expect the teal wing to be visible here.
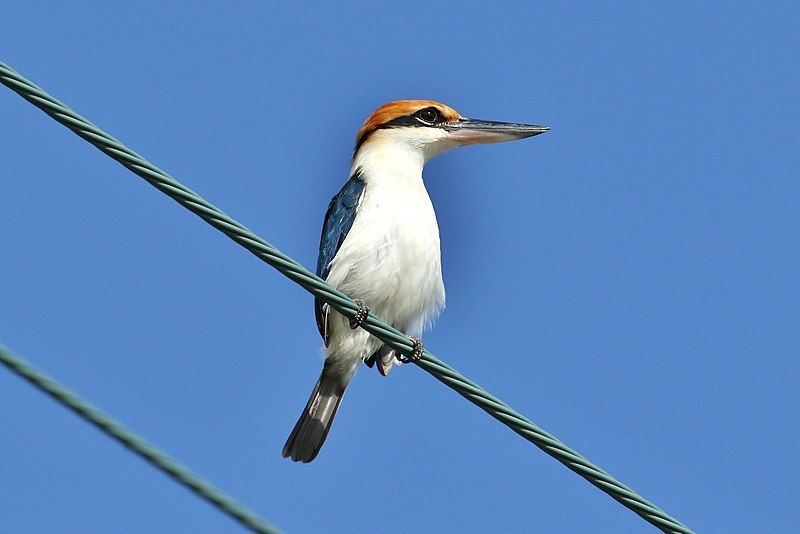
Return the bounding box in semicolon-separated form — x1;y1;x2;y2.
315;174;365;345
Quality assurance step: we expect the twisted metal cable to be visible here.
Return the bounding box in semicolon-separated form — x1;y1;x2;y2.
0;345;281;534
0;60;693;534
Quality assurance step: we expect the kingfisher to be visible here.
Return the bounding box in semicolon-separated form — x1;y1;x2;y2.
283;100;548;462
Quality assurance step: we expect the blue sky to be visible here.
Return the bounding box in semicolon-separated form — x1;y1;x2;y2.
1;2;798;532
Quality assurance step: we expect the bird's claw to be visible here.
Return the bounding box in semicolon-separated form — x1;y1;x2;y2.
397;337;424;363
348;299;370;329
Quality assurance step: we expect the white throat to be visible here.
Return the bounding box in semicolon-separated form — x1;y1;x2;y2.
351;128;457;184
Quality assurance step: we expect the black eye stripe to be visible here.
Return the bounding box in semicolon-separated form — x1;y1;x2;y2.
382;111;440;128
369;115;419;132
381;107;444;129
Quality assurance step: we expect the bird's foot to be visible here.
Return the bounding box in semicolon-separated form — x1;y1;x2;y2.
348;299;370;329
397;337;424;363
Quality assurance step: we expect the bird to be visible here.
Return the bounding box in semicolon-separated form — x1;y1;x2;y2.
282;100;548;462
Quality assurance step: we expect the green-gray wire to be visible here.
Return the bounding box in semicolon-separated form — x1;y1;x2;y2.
0;345;281;534
0;60;693;534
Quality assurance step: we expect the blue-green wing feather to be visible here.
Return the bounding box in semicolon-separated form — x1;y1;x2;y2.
315;174;365;344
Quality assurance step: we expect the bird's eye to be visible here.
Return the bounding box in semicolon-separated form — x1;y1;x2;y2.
416;107;441;124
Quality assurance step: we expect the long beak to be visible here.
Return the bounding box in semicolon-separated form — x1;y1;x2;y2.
445;118;549;145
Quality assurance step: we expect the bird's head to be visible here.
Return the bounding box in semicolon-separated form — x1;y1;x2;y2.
355;99;548;161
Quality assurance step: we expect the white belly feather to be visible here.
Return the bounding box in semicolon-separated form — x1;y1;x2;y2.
324;174;445;365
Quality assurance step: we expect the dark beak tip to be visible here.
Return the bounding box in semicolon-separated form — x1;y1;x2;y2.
525;126;550;138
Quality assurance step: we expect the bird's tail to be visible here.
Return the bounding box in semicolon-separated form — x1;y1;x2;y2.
282;361;354;463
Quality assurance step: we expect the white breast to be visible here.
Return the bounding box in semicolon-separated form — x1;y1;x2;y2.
331;176;445;332
324;134;446;363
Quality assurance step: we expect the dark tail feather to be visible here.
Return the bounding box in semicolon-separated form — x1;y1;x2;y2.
282;362;352;463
